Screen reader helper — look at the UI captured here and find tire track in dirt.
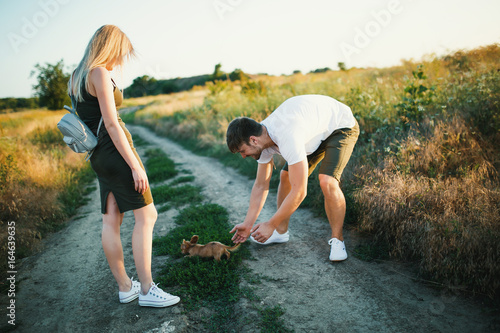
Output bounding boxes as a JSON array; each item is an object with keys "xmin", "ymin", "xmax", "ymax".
[{"xmin": 11, "ymin": 124, "xmax": 497, "ymax": 333}]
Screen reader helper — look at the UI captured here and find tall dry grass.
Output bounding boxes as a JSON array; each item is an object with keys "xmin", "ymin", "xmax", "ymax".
[
  {"xmin": 354, "ymin": 117, "xmax": 499, "ymax": 297},
  {"xmin": 0, "ymin": 110, "xmax": 93, "ymax": 288}
]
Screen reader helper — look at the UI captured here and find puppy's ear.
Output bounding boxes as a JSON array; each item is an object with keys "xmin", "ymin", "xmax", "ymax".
[{"xmin": 190, "ymin": 235, "xmax": 199, "ymax": 244}]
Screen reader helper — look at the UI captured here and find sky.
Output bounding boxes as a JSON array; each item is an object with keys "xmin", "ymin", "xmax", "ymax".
[{"xmin": 0, "ymin": 0, "xmax": 499, "ymax": 98}]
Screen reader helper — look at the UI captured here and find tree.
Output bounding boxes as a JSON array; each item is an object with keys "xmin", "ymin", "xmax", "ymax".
[
  {"xmin": 124, "ymin": 75, "xmax": 162, "ymax": 97},
  {"xmin": 228, "ymin": 68, "xmax": 249, "ymax": 82},
  {"xmin": 211, "ymin": 63, "xmax": 225, "ymax": 81},
  {"xmin": 31, "ymin": 59, "xmax": 70, "ymax": 110}
]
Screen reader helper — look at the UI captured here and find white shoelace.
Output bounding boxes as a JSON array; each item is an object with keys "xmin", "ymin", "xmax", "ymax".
[
  {"xmin": 328, "ymin": 238, "xmax": 343, "ymax": 246},
  {"xmin": 150, "ymin": 283, "xmax": 174, "ymax": 297}
]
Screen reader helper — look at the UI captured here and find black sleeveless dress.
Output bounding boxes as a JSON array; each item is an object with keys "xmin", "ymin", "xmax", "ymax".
[{"xmin": 74, "ymin": 79, "xmax": 153, "ymax": 214}]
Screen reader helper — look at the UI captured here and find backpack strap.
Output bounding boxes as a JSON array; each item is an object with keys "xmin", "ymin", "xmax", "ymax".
[
  {"xmin": 70, "ymin": 94, "xmax": 103, "ymax": 138},
  {"xmin": 96, "ymin": 118, "xmax": 104, "ymax": 137}
]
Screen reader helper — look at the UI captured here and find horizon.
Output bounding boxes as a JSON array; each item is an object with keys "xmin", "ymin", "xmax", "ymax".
[{"xmin": 1, "ymin": 0, "xmax": 499, "ymax": 98}]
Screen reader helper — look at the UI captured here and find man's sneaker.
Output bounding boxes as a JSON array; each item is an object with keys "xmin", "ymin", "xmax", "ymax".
[
  {"xmin": 328, "ymin": 238, "xmax": 348, "ymax": 261},
  {"xmin": 250, "ymin": 230, "xmax": 289, "ymax": 245},
  {"xmin": 139, "ymin": 282, "xmax": 180, "ymax": 308},
  {"xmin": 119, "ymin": 277, "xmax": 141, "ymax": 303}
]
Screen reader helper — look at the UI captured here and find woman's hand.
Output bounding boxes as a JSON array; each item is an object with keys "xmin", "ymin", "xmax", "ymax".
[{"xmin": 132, "ymin": 167, "xmax": 149, "ymax": 194}]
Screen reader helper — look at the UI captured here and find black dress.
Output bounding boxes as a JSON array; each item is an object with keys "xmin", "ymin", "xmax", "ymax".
[{"xmin": 75, "ymin": 79, "xmax": 153, "ymax": 214}]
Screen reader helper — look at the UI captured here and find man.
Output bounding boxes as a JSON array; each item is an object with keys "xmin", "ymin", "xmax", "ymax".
[{"xmin": 226, "ymin": 94, "xmax": 359, "ymax": 261}]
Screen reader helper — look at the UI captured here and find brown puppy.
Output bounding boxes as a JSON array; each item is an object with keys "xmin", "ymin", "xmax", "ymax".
[{"xmin": 181, "ymin": 235, "xmax": 240, "ymax": 261}]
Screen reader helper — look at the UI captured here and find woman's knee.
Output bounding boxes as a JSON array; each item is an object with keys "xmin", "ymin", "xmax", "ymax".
[{"xmin": 134, "ymin": 203, "xmax": 157, "ymax": 228}]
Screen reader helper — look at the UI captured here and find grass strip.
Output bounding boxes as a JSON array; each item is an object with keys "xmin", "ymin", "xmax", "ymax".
[
  {"xmin": 151, "ymin": 184, "xmax": 202, "ymax": 207},
  {"xmin": 145, "ymin": 141, "xmax": 291, "ymax": 332},
  {"xmin": 153, "ymin": 203, "xmax": 251, "ymax": 331},
  {"xmin": 144, "ymin": 148, "xmax": 178, "ymax": 183}
]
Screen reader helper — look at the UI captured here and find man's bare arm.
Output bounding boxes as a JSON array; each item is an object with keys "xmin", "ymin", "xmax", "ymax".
[
  {"xmin": 251, "ymin": 160, "xmax": 308, "ymax": 242},
  {"xmin": 230, "ymin": 161, "xmax": 273, "ymax": 243}
]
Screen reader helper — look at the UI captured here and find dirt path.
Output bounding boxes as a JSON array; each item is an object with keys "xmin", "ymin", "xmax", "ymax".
[{"xmin": 11, "ymin": 124, "xmax": 497, "ymax": 332}]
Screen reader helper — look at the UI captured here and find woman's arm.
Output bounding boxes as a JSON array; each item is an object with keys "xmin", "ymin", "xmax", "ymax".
[{"xmin": 89, "ymin": 67, "xmax": 149, "ymax": 194}]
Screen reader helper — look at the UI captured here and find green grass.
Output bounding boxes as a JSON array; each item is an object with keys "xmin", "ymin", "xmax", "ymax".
[
  {"xmin": 170, "ymin": 175, "xmax": 195, "ymax": 185},
  {"xmin": 153, "ymin": 203, "xmax": 253, "ymax": 331},
  {"xmin": 144, "ymin": 148, "xmax": 178, "ymax": 183},
  {"xmin": 259, "ymin": 305, "xmax": 294, "ymax": 333},
  {"xmin": 130, "ymin": 133, "xmax": 149, "ymax": 147},
  {"xmin": 151, "ymin": 184, "xmax": 202, "ymax": 207}
]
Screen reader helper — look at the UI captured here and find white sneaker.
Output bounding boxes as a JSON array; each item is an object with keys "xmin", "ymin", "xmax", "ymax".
[
  {"xmin": 119, "ymin": 277, "xmax": 141, "ymax": 303},
  {"xmin": 250, "ymin": 230, "xmax": 289, "ymax": 245},
  {"xmin": 328, "ymin": 238, "xmax": 348, "ymax": 261},
  {"xmin": 139, "ymin": 282, "xmax": 180, "ymax": 307}
]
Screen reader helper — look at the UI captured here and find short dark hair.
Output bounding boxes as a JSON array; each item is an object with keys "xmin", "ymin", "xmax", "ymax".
[{"xmin": 226, "ymin": 117, "xmax": 263, "ymax": 153}]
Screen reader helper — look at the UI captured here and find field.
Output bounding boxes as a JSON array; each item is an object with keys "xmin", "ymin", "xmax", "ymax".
[
  {"xmin": 0, "ymin": 44, "xmax": 498, "ymax": 328},
  {"xmin": 125, "ymin": 44, "xmax": 500, "ymax": 299}
]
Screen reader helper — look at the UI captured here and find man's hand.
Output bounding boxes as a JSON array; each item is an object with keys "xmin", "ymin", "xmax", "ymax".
[
  {"xmin": 230, "ymin": 223, "xmax": 253, "ymax": 244},
  {"xmin": 250, "ymin": 222, "xmax": 276, "ymax": 243}
]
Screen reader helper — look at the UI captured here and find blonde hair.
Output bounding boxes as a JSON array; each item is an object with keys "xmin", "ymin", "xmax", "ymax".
[{"xmin": 68, "ymin": 25, "xmax": 135, "ymax": 101}]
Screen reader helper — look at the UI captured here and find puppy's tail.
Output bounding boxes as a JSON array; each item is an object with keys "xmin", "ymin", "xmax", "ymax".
[{"xmin": 227, "ymin": 243, "xmax": 241, "ymax": 252}]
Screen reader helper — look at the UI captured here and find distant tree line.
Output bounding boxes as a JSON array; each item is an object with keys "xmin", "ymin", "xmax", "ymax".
[
  {"xmin": 124, "ymin": 64, "xmax": 251, "ymax": 98},
  {"xmin": 0, "ymin": 97, "xmax": 39, "ymax": 112},
  {"xmin": 3, "ymin": 61, "xmax": 340, "ymax": 112}
]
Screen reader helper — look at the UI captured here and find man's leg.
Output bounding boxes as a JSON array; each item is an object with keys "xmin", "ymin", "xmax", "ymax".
[
  {"xmin": 318, "ymin": 174, "xmax": 345, "ymax": 241},
  {"xmin": 318, "ymin": 122, "xmax": 359, "ymax": 260}
]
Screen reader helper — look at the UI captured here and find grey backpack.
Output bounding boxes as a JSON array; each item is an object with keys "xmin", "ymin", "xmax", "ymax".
[{"xmin": 57, "ymin": 97, "xmax": 103, "ymax": 161}]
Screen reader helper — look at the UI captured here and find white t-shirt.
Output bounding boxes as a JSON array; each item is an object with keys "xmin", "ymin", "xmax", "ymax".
[{"xmin": 257, "ymin": 95, "xmax": 356, "ymax": 166}]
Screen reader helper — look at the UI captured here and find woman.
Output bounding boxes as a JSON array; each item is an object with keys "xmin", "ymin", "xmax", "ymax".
[{"xmin": 68, "ymin": 25, "xmax": 179, "ymax": 307}]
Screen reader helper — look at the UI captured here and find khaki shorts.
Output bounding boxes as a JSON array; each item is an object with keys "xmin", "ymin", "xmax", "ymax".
[{"xmin": 283, "ymin": 120, "xmax": 359, "ymax": 181}]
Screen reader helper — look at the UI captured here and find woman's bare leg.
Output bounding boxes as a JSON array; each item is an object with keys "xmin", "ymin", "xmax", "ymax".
[
  {"xmin": 132, "ymin": 203, "xmax": 157, "ymax": 294},
  {"xmin": 102, "ymin": 192, "xmax": 131, "ymax": 292}
]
